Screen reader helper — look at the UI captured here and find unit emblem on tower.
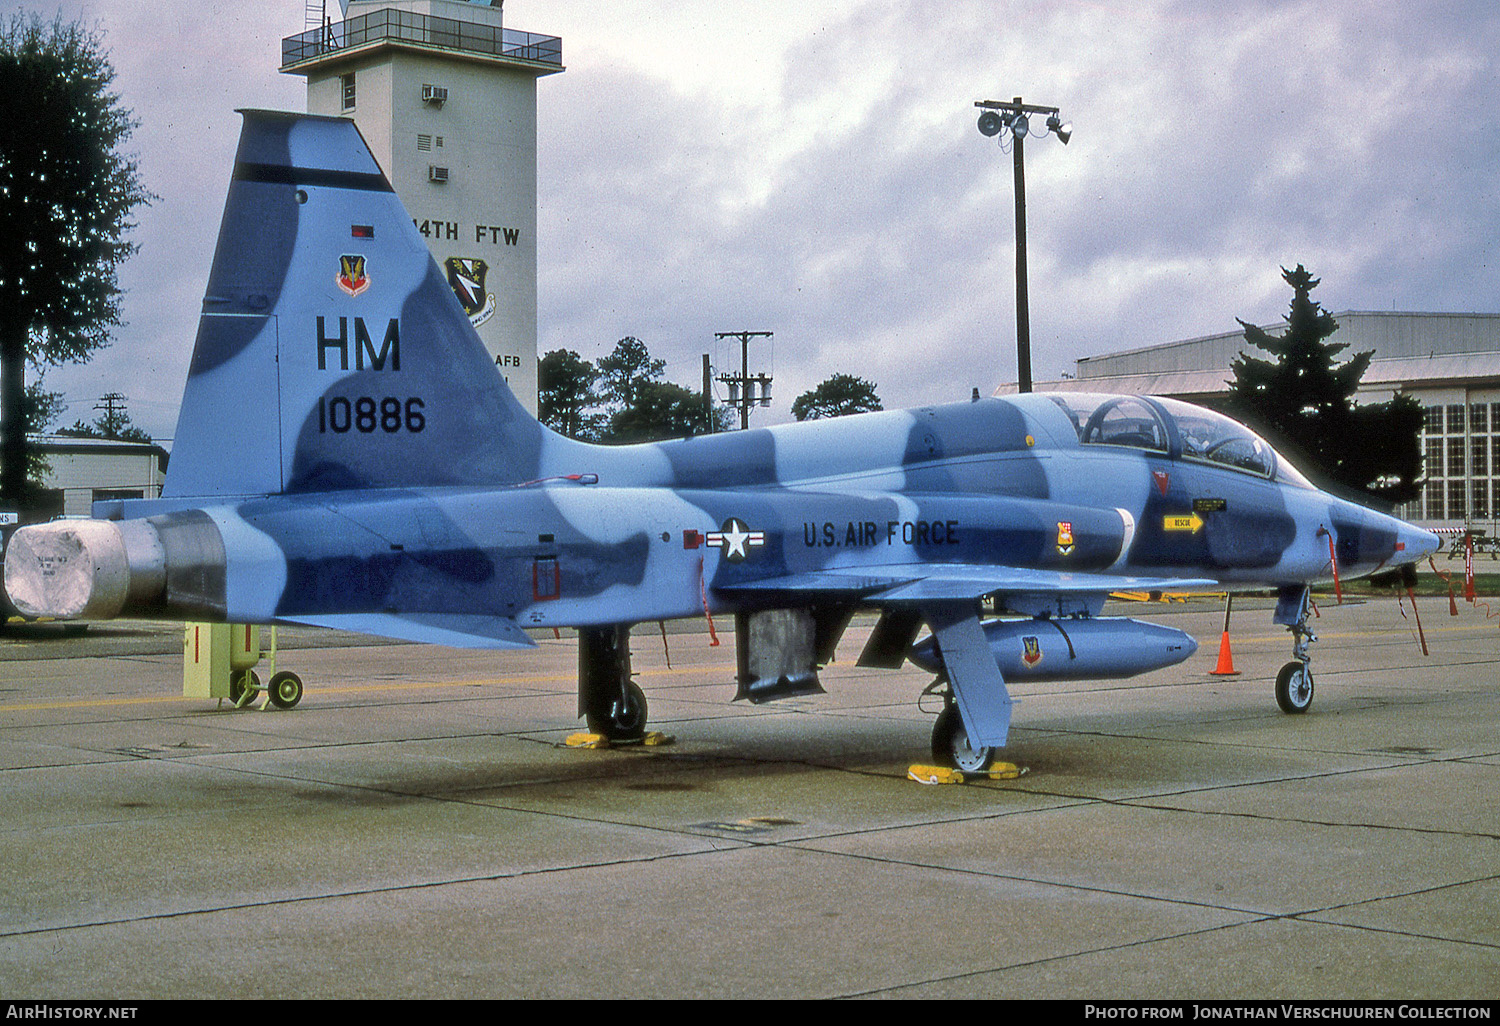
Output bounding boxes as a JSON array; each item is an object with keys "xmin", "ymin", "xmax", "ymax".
[
  {"xmin": 444, "ymin": 257, "xmax": 496, "ymax": 327},
  {"xmin": 336, "ymin": 254, "xmax": 370, "ymax": 297}
]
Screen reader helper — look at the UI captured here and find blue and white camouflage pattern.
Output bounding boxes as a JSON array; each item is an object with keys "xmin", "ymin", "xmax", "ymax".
[{"xmin": 2, "ymin": 111, "xmax": 1440, "ymax": 765}]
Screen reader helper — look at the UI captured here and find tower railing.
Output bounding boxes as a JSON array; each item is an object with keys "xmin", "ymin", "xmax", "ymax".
[{"xmin": 281, "ymin": 9, "xmax": 563, "ymax": 70}]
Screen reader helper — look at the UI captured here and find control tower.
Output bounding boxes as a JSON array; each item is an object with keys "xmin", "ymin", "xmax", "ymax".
[{"xmin": 281, "ymin": 0, "xmax": 563, "ymax": 414}]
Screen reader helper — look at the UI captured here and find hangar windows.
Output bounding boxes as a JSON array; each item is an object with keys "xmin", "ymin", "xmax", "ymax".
[{"xmin": 1412, "ymin": 400, "xmax": 1500, "ymax": 525}]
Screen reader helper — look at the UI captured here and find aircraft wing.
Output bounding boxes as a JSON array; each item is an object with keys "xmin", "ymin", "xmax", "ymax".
[
  {"xmin": 716, "ymin": 564, "xmax": 1220, "ymax": 604},
  {"xmin": 279, "ymin": 613, "xmax": 538, "ymax": 650}
]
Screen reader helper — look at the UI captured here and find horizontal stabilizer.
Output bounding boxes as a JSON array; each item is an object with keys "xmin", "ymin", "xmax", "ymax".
[{"xmin": 281, "ymin": 613, "xmax": 537, "ymax": 650}]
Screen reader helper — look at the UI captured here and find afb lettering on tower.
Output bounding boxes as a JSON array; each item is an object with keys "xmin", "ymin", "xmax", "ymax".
[{"xmin": 316, "ymin": 316, "xmax": 401, "ymax": 372}]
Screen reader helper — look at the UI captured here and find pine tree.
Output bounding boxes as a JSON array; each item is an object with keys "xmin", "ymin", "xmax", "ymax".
[{"xmin": 1225, "ymin": 266, "xmax": 1421, "ymax": 503}]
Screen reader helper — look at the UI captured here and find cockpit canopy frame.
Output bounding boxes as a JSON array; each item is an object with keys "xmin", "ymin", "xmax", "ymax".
[{"xmin": 1045, "ymin": 393, "xmax": 1314, "ymax": 489}]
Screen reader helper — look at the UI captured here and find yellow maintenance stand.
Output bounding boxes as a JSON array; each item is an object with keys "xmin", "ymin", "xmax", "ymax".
[{"xmin": 183, "ymin": 623, "xmax": 304, "ymax": 709}]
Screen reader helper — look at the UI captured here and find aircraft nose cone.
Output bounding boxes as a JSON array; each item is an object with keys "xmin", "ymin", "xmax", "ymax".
[{"xmin": 1400, "ymin": 523, "xmax": 1442, "ymax": 562}]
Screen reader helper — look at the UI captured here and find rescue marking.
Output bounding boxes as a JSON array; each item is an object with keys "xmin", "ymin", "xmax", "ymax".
[{"xmin": 1164, "ymin": 513, "xmax": 1205, "ymax": 534}]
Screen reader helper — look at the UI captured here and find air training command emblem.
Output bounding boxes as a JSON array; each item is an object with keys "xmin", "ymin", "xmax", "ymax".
[
  {"xmin": 444, "ymin": 257, "xmax": 496, "ymax": 327},
  {"xmin": 336, "ymin": 254, "xmax": 370, "ymax": 297},
  {"xmin": 1021, "ymin": 636, "xmax": 1043, "ymax": 668}
]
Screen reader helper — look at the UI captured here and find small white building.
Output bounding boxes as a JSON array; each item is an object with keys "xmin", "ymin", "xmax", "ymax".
[{"xmin": 30, "ymin": 435, "xmax": 168, "ymax": 517}]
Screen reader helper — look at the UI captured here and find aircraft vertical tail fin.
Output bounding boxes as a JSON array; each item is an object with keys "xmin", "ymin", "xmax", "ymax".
[{"xmin": 164, "ymin": 110, "xmax": 550, "ymax": 500}]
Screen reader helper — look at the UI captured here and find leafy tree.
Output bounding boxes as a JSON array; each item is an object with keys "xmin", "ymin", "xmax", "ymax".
[
  {"xmin": 597, "ymin": 337, "xmax": 665, "ymax": 410},
  {"xmin": 538, "ymin": 349, "xmax": 605, "ymax": 440},
  {"xmin": 1224, "ymin": 265, "xmax": 1421, "ymax": 503},
  {"xmin": 20, "ymin": 379, "xmax": 65, "ymax": 485},
  {"xmin": 791, "ymin": 373, "xmax": 883, "ymax": 421},
  {"xmin": 603, "ymin": 381, "xmax": 707, "ymax": 443},
  {"xmin": 58, "ymin": 397, "xmax": 152, "ymax": 444},
  {"xmin": 0, "ymin": 14, "xmax": 152, "ymax": 514}
]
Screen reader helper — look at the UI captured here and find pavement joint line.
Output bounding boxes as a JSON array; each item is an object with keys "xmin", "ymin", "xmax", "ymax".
[
  {"xmin": 830, "ymin": 897, "xmax": 1500, "ymax": 1000},
  {"xmin": 1284, "ymin": 875, "xmax": 1500, "ymax": 951},
  {"xmin": 1116, "ymin": 796, "xmax": 1500, "ymax": 843},
  {"xmin": 1279, "ymin": 914, "xmax": 1500, "ymax": 954},
  {"xmin": 831, "ymin": 918, "xmax": 1277, "ymax": 999},
  {"xmin": 0, "ymin": 845, "xmax": 729, "ymax": 943},
  {"xmin": 1011, "ymin": 770, "xmax": 1500, "ymax": 844},
  {"xmin": 802, "ymin": 841, "xmax": 1500, "ymax": 970}
]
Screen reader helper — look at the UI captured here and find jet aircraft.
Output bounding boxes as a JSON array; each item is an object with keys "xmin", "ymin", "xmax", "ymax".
[{"xmin": 2, "ymin": 111, "xmax": 1440, "ymax": 772}]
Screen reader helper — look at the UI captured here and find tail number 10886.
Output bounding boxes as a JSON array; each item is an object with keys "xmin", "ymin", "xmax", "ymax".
[{"xmin": 318, "ymin": 396, "xmax": 426, "ymax": 434}]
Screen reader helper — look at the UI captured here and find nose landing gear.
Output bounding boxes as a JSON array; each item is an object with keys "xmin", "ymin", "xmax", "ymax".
[{"xmin": 1274, "ymin": 586, "xmax": 1316, "ymax": 715}]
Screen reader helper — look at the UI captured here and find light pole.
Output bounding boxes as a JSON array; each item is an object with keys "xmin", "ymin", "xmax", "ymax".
[{"xmin": 976, "ymin": 97, "xmax": 1070, "ymax": 394}]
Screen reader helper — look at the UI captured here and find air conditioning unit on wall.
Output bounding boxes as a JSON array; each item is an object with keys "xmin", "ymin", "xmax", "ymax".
[
  {"xmin": 422, "ymin": 84, "xmax": 448, "ymax": 105},
  {"xmin": 428, "ymin": 165, "xmax": 449, "ymax": 183}
]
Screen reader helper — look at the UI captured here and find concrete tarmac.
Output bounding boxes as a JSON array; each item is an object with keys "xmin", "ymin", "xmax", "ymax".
[{"xmin": 0, "ymin": 597, "xmax": 1496, "ymax": 1000}]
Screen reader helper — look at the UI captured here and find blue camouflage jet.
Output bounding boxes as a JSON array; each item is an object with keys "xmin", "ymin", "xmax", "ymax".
[{"xmin": 3, "ymin": 111, "xmax": 1440, "ymax": 772}]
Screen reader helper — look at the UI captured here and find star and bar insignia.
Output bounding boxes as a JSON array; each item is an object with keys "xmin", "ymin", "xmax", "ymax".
[{"xmin": 704, "ymin": 518, "xmax": 765, "ymax": 563}]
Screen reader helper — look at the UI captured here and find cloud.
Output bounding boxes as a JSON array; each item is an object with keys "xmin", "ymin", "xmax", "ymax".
[{"xmin": 16, "ymin": 0, "xmax": 1500, "ymax": 436}]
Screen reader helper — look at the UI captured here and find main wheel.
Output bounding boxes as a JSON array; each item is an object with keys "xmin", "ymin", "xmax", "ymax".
[
  {"xmin": 586, "ymin": 681, "xmax": 648, "ymax": 741},
  {"xmin": 1275, "ymin": 661, "xmax": 1314, "ymax": 714},
  {"xmin": 931, "ymin": 704, "xmax": 996, "ymax": 773},
  {"xmin": 267, "ymin": 671, "xmax": 304, "ymax": 710}
]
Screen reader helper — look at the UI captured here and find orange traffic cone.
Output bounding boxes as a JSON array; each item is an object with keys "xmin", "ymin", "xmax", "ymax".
[{"xmin": 1208, "ymin": 631, "xmax": 1239, "ymax": 676}]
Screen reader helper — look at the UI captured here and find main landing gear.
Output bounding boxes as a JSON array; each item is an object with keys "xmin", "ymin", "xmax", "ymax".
[
  {"xmin": 1274, "ymin": 587, "xmax": 1316, "ymax": 715},
  {"xmin": 578, "ymin": 625, "xmax": 649, "ymax": 742},
  {"xmin": 924, "ymin": 680, "xmax": 998, "ymax": 773}
]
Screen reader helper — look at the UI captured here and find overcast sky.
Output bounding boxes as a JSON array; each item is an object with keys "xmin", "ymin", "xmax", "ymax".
[{"xmin": 16, "ymin": 0, "xmax": 1500, "ymax": 442}]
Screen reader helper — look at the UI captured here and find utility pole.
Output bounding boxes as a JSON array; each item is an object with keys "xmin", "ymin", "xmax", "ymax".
[
  {"xmin": 715, "ymin": 331, "xmax": 773, "ymax": 430},
  {"xmin": 94, "ymin": 392, "xmax": 128, "ymax": 438},
  {"xmin": 95, "ymin": 392, "xmax": 126, "ymax": 421},
  {"xmin": 702, "ymin": 353, "xmax": 715, "ymax": 434},
  {"xmin": 975, "ymin": 97, "xmax": 1070, "ymax": 394}
]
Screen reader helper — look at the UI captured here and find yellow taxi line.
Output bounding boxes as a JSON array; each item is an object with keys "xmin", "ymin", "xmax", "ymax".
[{"xmin": 0, "ymin": 662, "xmax": 734, "ymax": 713}]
